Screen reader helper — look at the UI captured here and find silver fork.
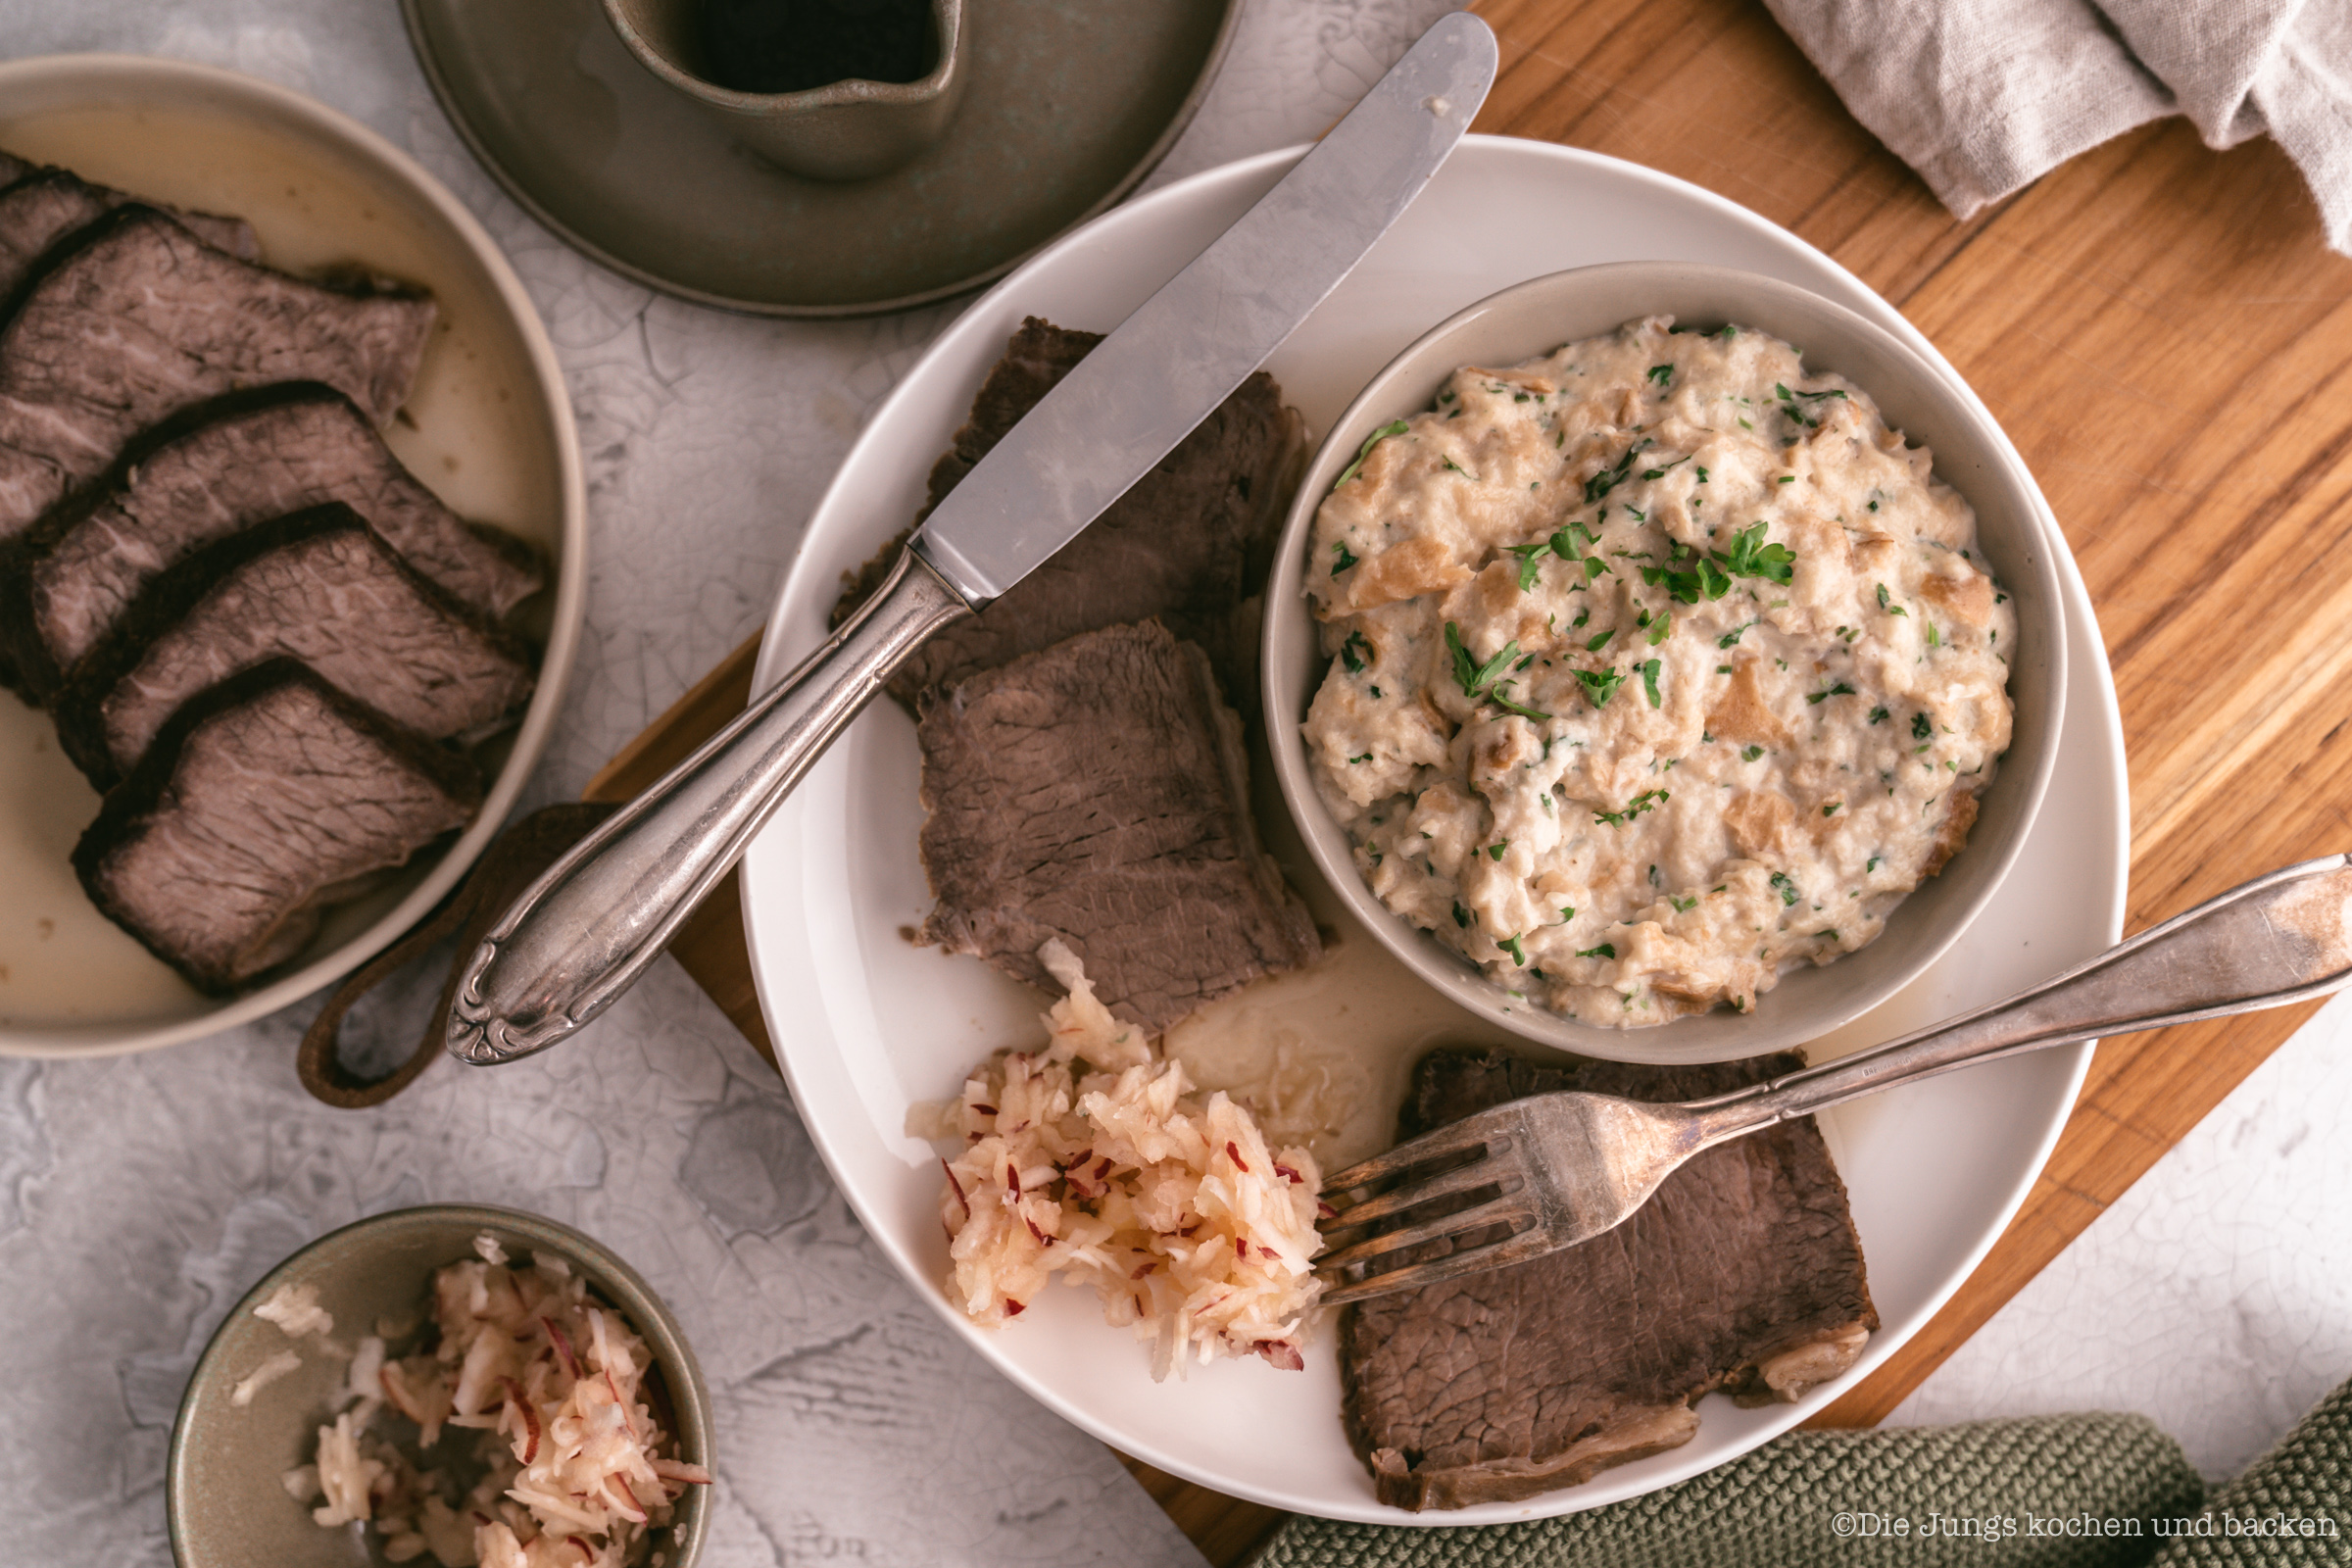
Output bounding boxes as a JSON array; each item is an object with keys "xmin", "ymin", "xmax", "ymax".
[{"xmin": 1314, "ymin": 853, "xmax": 2352, "ymax": 1306}]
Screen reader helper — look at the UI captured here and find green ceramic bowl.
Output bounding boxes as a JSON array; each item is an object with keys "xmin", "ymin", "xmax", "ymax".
[{"xmin": 168, "ymin": 1204, "xmax": 710, "ymax": 1568}]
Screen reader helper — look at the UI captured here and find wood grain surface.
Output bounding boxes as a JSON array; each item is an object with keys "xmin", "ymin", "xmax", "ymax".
[{"xmin": 588, "ymin": 0, "xmax": 2352, "ymax": 1555}]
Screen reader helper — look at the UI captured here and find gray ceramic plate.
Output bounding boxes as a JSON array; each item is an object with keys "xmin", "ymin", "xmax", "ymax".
[
  {"xmin": 0, "ymin": 57, "xmax": 586, "ymax": 1058},
  {"xmin": 1263, "ymin": 263, "xmax": 2068, "ymax": 1064},
  {"xmin": 402, "ymin": 0, "xmax": 1241, "ymax": 317},
  {"xmin": 169, "ymin": 1204, "xmax": 709, "ymax": 1568}
]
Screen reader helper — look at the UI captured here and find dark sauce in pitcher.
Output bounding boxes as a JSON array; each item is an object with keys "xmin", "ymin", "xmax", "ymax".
[{"xmin": 697, "ymin": 0, "xmax": 937, "ymax": 95}]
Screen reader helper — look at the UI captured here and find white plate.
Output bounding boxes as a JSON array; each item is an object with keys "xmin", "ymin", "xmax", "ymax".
[
  {"xmin": 0, "ymin": 57, "xmax": 585, "ymax": 1057},
  {"xmin": 740, "ymin": 136, "xmax": 2130, "ymax": 1524}
]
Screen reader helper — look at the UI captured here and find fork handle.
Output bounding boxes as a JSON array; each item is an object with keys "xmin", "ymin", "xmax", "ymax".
[{"xmin": 1683, "ymin": 854, "xmax": 2352, "ymax": 1145}]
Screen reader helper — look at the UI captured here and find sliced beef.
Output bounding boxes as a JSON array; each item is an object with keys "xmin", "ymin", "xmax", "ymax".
[
  {"xmin": 0, "ymin": 382, "xmax": 544, "ymax": 699},
  {"xmin": 0, "ymin": 205, "xmax": 434, "ymax": 543},
  {"xmin": 836, "ymin": 317, "xmax": 1303, "ymax": 705},
  {"xmin": 1341, "ymin": 1048, "xmax": 1878, "ymax": 1511},
  {"xmin": 0, "ymin": 165, "xmax": 258, "ymax": 303},
  {"xmin": 73, "ymin": 659, "xmax": 482, "ymax": 994},
  {"xmin": 916, "ymin": 619, "xmax": 1320, "ymax": 1034},
  {"xmin": 52, "ymin": 503, "xmax": 535, "ymax": 786}
]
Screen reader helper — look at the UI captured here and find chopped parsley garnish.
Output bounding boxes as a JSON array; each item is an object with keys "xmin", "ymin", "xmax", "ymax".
[
  {"xmin": 1508, "ymin": 541, "xmax": 1549, "ymax": 591},
  {"xmin": 1498, "ymin": 933, "xmax": 1528, "ymax": 965},
  {"xmin": 1807, "ymin": 682, "xmax": 1856, "ymax": 706},
  {"xmin": 1771, "ymin": 871, "xmax": 1799, "ymax": 906},
  {"xmin": 1335, "ymin": 419, "xmax": 1408, "ymax": 487},
  {"xmin": 1587, "ymin": 628, "xmax": 1616, "ymax": 653},
  {"xmin": 1670, "ymin": 895, "xmax": 1698, "ymax": 912},
  {"xmin": 1642, "ymin": 658, "xmax": 1663, "ymax": 707},
  {"xmin": 1823, "ymin": 803, "xmax": 1840, "ymax": 816},
  {"xmin": 1741, "ymin": 744, "xmax": 1765, "ymax": 761},
  {"xmin": 1340, "ymin": 629, "xmax": 1372, "ymax": 672},
  {"xmin": 1347, "ymin": 752, "xmax": 1371, "ymax": 763},
  {"xmin": 1583, "ymin": 440, "xmax": 1651, "ymax": 504},
  {"xmin": 1718, "ymin": 619, "xmax": 1756, "ymax": 649},
  {"xmin": 1330, "ymin": 541, "xmax": 1358, "ymax": 576},
  {"xmin": 1559, "ymin": 905, "xmax": 1576, "ymax": 922},
  {"xmin": 1866, "ymin": 856, "xmax": 1882, "ymax": 872},
  {"xmin": 1927, "ymin": 621, "xmax": 1942, "ymax": 648},
  {"xmin": 1442, "ymin": 456, "xmax": 1473, "ymax": 476},
  {"xmin": 1721, "ymin": 521, "xmax": 1796, "ymax": 584},
  {"xmin": 1646, "ymin": 364, "xmax": 1673, "ymax": 387},
  {"xmin": 1490, "ymin": 681, "xmax": 1552, "ymax": 721},
  {"xmin": 1877, "ymin": 583, "xmax": 1906, "ymax": 615},
  {"xmin": 1549, "ymin": 519, "xmax": 1593, "ymax": 560},
  {"xmin": 1446, "ymin": 621, "xmax": 1521, "ymax": 699},
  {"xmin": 1647, "ymin": 612, "xmax": 1673, "ymax": 647},
  {"xmin": 1451, "ymin": 902, "xmax": 1473, "ymax": 929},
  {"xmin": 1578, "ymin": 943, "xmax": 1618, "ymax": 959},
  {"xmin": 1640, "ymin": 456, "xmax": 1690, "ymax": 481},
  {"xmin": 1912, "ymin": 711, "xmax": 1933, "ymax": 740},
  {"xmin": 1572, "ymin": 666, "xmax": 1626, "ymax": 707},
  {"xmin": 1594, "ymin": 788, "xmax": 1669, "ymax": 826},
  {"xmin": 1488, "ymin": 842, "xmax": 1508, "ymax": 861}
]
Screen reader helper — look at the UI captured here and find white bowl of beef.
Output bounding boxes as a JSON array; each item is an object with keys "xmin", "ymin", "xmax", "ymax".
[
  {"xmin": 0, "ymin": 57, "xmax": 584, "ymax": 1056},
  {"xmin": 1264, "ymin": 263, "xmax": 2066, "ymax": 1065}
]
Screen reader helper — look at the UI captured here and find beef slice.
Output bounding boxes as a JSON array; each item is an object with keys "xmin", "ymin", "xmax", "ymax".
[
  {"xmin": 836, "ymin": 317, "xmax": 1304, "ymax": 706},
  {"xmin": 51, "ymin": 503, "xmax": 534, "ymax": 786},
  {"xmin": 74, "ymin": 659, "xmax": 483, "ymax": 995},
  {"xmin": 916, "ymin": 618, "xmax": 1321, "ymax": 1033},
  {"xmin": 0, "ymin": 205, "xmax": 434, "ymax": 542},
  {"xmin": 1341, "ymin": 1047, "xmax": 1878, "ymax": 1510},
  {"xmin": 0, "ymin": 382, "xmax": 544, "ymax": 698}
]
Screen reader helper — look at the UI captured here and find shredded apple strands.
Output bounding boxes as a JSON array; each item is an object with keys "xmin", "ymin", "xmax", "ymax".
[
  {"xmin": 282, "ymin": 1235, "xmax": 709, "ymax": 1567},
  {"xmin": 912, "ymin": 941, "xmax": 1326, "ymax": 1380}
]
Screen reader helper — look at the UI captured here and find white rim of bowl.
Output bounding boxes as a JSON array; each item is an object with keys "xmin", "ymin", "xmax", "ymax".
[{"xmin": 0, "ymin": 55, "xmax": 587, "ymax": 1058}]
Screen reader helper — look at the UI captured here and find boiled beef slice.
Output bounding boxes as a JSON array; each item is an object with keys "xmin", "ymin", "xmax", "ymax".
[
  {"xmin": 0, "ymin": 205, "xmax": 434, "ymax": 542},
  {"xmin": 73, "ymin": 659, "xmax": 482, "ymax": 994},
  {"xmin": 916, "ymin": 619, "xmax": 1320, "ymax": 1033},
  {"xmin": 836, "ymin": 317, "xmax": 1303, "ymax": 705},
  {"xmin": 0, "ymin": 382, "xmax": 544, "ymax": 698},
  {"xmin": 0, "ymin": 164, "xmax": 257, "ymax": 303},
  {"xmin": 52, "ymin": 503, "xmax": 535, "ymax": 786},
  {"xmin": 1341, "ymin": 1048, "xmax": 1878, "ymax": 1510}
]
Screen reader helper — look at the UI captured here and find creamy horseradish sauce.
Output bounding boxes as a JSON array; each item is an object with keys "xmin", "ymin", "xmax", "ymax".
[{"xmin": 1303, "ymin": 317, "xmax": 2016, "ymax": 1026}]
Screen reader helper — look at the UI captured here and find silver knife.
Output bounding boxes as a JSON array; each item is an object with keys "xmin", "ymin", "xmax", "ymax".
[{"xmin": 446, "ymin": 14, "xmax": 1499, "ymax": 1065}]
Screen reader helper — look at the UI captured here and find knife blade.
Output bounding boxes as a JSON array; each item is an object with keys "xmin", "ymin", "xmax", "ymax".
[
  {"xmin": 445, "ymin": 15, "xmax": 1499, "ymax": 1066},
  {"xmin": 914, "ymin": 10, "xmax": 1499, "ymax": 608}
]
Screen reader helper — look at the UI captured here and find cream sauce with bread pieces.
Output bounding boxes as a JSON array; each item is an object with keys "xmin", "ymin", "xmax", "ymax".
[{"xmin": 1303, "ymin": 317, "xmax": 2015, "ymax": 1026}]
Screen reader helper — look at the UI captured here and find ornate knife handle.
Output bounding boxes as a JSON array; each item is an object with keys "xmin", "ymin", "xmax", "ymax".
[{"xmin": 446, "ymin": 548, "xmax": 969, "ymax": 1065}]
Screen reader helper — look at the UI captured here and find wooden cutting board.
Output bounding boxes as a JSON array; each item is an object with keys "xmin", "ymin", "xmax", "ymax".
[{"xmin": 585, "ymin": 0, "xmax": 2352, "ymax": 1555}]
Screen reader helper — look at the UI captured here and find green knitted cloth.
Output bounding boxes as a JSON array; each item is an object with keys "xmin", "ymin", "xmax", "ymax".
[{"xmin": 1254, "ymin": 1378, "xmax": 2352, "ymax": 1568}]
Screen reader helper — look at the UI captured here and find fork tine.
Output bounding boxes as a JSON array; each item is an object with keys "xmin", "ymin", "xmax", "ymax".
[
  {"xmin": 1319, "ymin": 1104, "xmax": 1515, "ymax": 1200},
  {"xmin": 1311, "ymin": 1192, "xmax": 1536, "ymax": 1274},
  {"xmin": 1317, "ymin": 1152, "xmax": 1520, "ymax": 1234},
  {"xmin": 1314, "ymin": 1223, "xmax": 1562, "ymax": 1307}
]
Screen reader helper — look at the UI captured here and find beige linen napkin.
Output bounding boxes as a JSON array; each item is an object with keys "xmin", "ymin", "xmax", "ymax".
[{"xmin": 1765, "ymin": 0, "xmax": 2352, "ymax": 248}]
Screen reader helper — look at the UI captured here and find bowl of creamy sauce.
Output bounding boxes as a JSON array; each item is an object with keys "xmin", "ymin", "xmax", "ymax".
[{"xmin": 1264, "ymin": 264, "xmax": 2066, "ymax": 1063}]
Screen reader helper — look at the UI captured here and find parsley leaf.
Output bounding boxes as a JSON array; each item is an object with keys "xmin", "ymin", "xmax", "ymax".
[
  {"xmin": 1721, "ymin": 522, "xmax": 1796, "ymax": 584},
  {"xmin": 1583, "ymin": 440, "xmax": 1651, "ymax": 504},
  {"xmin": 1587, "ymin": 628, "xmax": 1616, "ymax": 653},
  {"xmin": 1642, "ymin": 658, "xmax": 1663, "ymax": 708},
  {"xmin": 1868, "ymin": 706, "xmax": 1889, "ymax": 724},
  {"xmin": 1717, "ymin": 618, "xmax": 1757, "ymax": 648},
  {"xmin": 1488, "ymin": 842, "xmax": 1508, "ymax": 860},
  {"xmin": 1330, "ymin": 541, "xmax": 1358, "ymax": 577},
  {"xmin": 1577, "ymin": 943, "xmax": 1618, "ymax": 959},
  {"xmin": 1489, "ymin": 681, "xmax": 1551, "ymax": 721},
  {"xmin": 1446, "ymin": 622, "xmax": 1521, "ymax": 699},
  {"xmin": 1647, "ymin": 612, "xmax": 1673, "ymax": 647},
  {"xmin": 1340, "ymin": 630, "xmax": 1372, "ymax": 673},
  {"xmin": 1572, "ymin": 666, "xmax": 1626, "ymax": 707},
  {"xmin": 1877, "ymin": 583, "xmax": 1906, "ymax": 615},
  {"xmin": 1508, "ymin": 541, "xmax": 1548, "ymax": 591},
  {"xmin": 1497, "ymin": 933, "xmax": 1527, "ymax": 966},
  {"xmin": 1912, "ymin": 711, "xmax": 1933, "ymax": 740},
  {"xmin": 1335, "ymin": 419, "xmax": 1408, "ymax": 487},
  {"xmin": 1451, "ymin": 902, "xmax": 1472, "ymax": 929},
  {"xmin": 1594, "ymin": 788, "xmax": 1668, "ymax": 826},
  {"xmin": 1771, "ymin": 871, "xmax": 1799, "ymax": 906},
  {"xmin": 1646, "ymin": 364, "xmax": 1673, "ymax": 387},
  {"xmin": 1740, "ymin": 744, "xmax": 1765, "ymax": 761},
  {"xmin": 1807, "ymin": 681, "xmax": 1856, "ymax": 706}
]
